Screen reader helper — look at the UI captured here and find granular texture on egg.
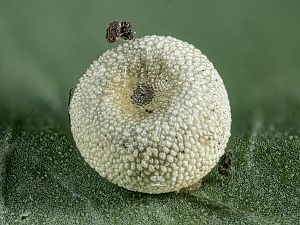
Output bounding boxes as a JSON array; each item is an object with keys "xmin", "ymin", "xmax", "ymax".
[{"xmin": 69, "ymin": 35, "xmax": 231, "ymax": 194}]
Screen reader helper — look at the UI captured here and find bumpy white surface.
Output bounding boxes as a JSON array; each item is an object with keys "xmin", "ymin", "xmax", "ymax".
[{"xmin": 69, "ymin": 36, "xmax": 231, "ymax": 194}]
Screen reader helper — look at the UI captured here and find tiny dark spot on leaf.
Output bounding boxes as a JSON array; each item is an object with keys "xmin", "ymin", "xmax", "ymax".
[{"xmin": 20, "ymin": 213, "xmax": 30, "ymax": 221}]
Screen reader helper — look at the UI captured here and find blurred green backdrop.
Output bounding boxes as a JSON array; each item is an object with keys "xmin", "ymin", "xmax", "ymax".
[
  {"xmin": 0, "ymin": 0, "xmax": 299, "ymax": 224},
  {"xmin": 1, "ymin": 0, "xmax": 299, "ymax": 133}
]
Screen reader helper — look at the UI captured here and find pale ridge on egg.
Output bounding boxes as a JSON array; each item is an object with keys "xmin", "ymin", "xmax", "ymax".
[{"xmin": 69, "ymin": 35, "xmax": 231, "ymax": 194}]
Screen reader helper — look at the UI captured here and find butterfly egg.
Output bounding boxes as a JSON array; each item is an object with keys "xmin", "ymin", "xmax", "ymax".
[{"xmin": 69, "ymin": 35, "xmax": 231, "ymax": 194}]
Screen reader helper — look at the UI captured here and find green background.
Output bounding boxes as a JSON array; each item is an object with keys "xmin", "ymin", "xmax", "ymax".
[{"xmin": 0, "ymin": 0, "xmax": 299, "ymax": 224}]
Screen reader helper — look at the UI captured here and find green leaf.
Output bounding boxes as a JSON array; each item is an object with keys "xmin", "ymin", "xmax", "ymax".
[
  {"xmin": 1, "ymin": 0, "xmax": 300, "ymax": 224},
  {"xmin": 1, "ymin": 117, "xmax": 299, "ymax": 224}
]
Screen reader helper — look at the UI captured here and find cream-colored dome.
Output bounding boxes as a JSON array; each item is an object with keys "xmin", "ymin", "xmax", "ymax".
[{"xmin": 69, "ymin": 35, "xmax": 231, "ymax": 194}]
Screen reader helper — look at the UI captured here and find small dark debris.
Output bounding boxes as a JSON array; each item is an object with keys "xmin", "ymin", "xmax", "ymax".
[
  {"xmin": 106, "ymin": 21, "xmax": 135, "ymax": 43},
  {"xmin": 145, "ymin": 109, "xmax": 153, "ymax": 114},
  {"xmin": 68, "ymin": 112, "xmax": 71, "ymax": 124},
  {"xmin": 218, "ymin": 152, "xmax": 232, "ymax": 176},
  {"xmin": 68, "ymin": 88, "xmax": 74, "ymax": 124},
  {"xmin": 68, "ymin": 88, "xmax": 74, "ymax": 107}
]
